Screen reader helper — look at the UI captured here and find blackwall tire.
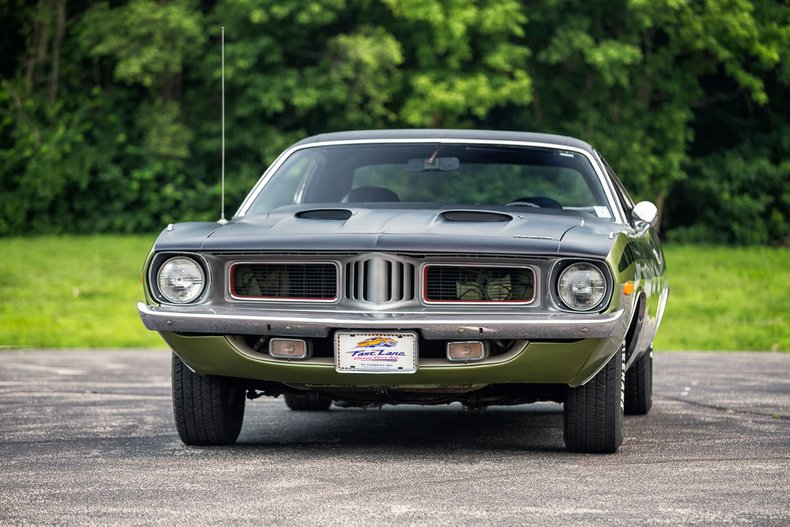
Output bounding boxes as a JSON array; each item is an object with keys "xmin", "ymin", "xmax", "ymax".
[
  {"xmin": 563, "ymin": 344, "xmax": 625, "ymax": 454},
  {"xmin": 172, "ymin": 353, "xmax": 245, "ymax": 445},
  {"xmin": 284, "ymin": 392, "xmax": 332, "ymax": 411},
  {"xmin": 625, "ymin": 348, "xmax": 653, "ymax": 415}
]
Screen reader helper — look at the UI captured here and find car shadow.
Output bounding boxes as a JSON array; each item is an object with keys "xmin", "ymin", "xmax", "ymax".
[{"xmin": 234, "ymin": 402, "xmax": 567, "ymax": 454}]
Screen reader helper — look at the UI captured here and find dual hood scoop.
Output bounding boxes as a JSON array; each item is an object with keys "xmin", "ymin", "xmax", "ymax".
[
  {"xmin": 295, "ymin": 209, "xmax": 353, "ymax": 220},
  {"xmin": 294, "ymin": 208, "xmax": 512, "ymax": 223},
  {"xmin": 440, "ymin": 210, "xmax": 513, "ymax": 222}
]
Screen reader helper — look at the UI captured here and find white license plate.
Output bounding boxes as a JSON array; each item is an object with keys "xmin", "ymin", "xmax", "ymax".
[{"xmin": 335, "ymin": 332, "xmax": 418, "ymax": 374}]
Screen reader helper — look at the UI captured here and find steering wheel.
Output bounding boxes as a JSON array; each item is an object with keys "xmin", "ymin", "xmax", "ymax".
[{"xmin": 505, "ymin": 196, "xmax": 563, "ymax": 209}]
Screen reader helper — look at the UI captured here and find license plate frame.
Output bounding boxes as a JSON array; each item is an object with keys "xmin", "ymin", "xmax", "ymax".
[{"xmin": 335, "ymin": 331, "xmax": 418, "ymax": 374}]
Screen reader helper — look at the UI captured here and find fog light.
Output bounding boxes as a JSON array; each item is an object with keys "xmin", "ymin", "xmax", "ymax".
[
  {"xmin": 269, "ymin": 338, "xmax": 309, "ymax": 359},
  {"xmin": 447, "ymin": 341, "xmax": 487, "ymax": 362}
]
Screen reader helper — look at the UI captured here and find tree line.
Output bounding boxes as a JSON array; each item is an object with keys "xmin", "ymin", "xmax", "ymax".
[{"xmin": 1, "ymin": 0, "xmax": 787, "ymax": 244}]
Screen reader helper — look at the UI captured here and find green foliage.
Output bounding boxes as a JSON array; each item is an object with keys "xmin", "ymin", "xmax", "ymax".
[
  {"xmin": 385, "ymin": 0, "xmax": 532, "ymax": 126},
  {"xmin": 321, "ymin": 27, "xmax": 404, "ymax": 125},
  {"xmin": 0, "ymin": 86, "xmax": 100, "ymax": 233},
  {"xmin": 667, "ymin": 140, "xmax": 790, "ymax": 245},
  {"xmin": 513, "ymin": 0, "xmax": 788, "ymax": 214},
  {"xmin": 77, "ymin": 0, "xmax": 204, "ymax": 160},
  {"xmin": 0, "ymin": 0, "xmax": 787, "ymax": 243},
  {"xmin": 79, "ymin": 0, "xmax": 204, "ymax": 90}
]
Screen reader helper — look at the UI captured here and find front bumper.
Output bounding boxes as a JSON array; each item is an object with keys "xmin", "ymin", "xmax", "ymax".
[{"xmin": 137, "ymin": 302, "xmax": 626, "ymax": 340}]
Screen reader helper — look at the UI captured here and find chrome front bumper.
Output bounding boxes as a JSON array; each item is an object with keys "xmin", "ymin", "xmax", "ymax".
[{"xmin": 137, "ymin": 302, "xmax": 627, "ymax": 340}]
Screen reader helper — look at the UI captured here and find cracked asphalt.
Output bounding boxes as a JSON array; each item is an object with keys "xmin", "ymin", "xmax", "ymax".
[{"xmin": 1, "ymin": 350, "xmax": 788, "ymax": 525}]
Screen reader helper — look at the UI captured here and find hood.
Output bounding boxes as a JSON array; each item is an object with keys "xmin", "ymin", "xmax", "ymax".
[{"xmin": 154, "ymin": 207, "xmax": 620, "ymax": 258}]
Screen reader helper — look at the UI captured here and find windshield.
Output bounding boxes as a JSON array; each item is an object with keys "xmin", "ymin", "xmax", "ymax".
[{"xmin": 244, "ymin": 143, "xmax": 614, "ymax": 220}]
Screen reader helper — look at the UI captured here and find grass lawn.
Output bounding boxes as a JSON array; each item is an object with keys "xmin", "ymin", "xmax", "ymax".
[
  {"xmin": 0, "ymin": 236, "xmax": 787, "ymax": 350},
  {"xmin": 653, "ymin": 245, "xmax": 789, "ymax": 352},
  {"xmin": 0, "ymin": 235, "xmax": 163, "ymax": 348}
]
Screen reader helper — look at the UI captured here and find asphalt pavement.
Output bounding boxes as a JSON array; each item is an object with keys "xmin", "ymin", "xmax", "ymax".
[{"xmin": 0, "ymin": 350, "xmax": 788, "ymax": 525}]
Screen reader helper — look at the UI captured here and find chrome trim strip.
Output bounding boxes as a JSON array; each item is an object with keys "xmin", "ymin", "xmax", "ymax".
[
  {"xmin": 592, "ymin": 148, "xmax": 628, "ymax": 225},
  {"xmin": 138, "ymin": 301, "xmax": 626, "ymax": 340},
  {"xmin": 234, "ymin": 138, "xmax": 625, "ymax": 224}
]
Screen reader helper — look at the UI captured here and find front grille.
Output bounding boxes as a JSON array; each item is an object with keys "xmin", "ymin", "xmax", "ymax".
[
  {"xmin": 231, "ymin": 263, "xmax": 338, "ymax": 301},
  {"xmin": 346, "ymin": 255, "xmax": 416, "ymax": 303},
  {"xmin": 424, "ymin": 265, "xmax": 535, "ymax": 303}
]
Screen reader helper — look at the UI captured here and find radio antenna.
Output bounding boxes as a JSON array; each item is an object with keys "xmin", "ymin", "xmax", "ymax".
[{"xmin": 218, "ymin": 26, "xmax": 228, "ymax": 225}]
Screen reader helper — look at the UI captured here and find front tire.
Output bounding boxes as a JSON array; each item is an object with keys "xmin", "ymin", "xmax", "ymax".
[
  {"xmin": 564, "ymin": 344, "xmax": 625, "ymax": 453},
  {"xmin": 625, "ymin": 347, "xmax": 653, "ymax": 415},
  {"xmin": 172, "ymin": 353, "xmax": 245, "ymax": 445}
]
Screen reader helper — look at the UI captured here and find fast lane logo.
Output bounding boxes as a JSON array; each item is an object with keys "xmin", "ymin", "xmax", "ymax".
[
  {"xmin": 347, "ymin": 337, "xmax": 404, "ymax": 361},
  {"xmin": 356, "ymin": 337, "xmax": 397, "ymax": 348}
]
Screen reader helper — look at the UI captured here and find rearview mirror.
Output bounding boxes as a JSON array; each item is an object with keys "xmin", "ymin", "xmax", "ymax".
[
  {"xmin": 632, "ymin": 201, "xmax": 658, "ymax": 227},
  {"xmin": 407, "ymin": 157, "xmax": 460, "ymax": 172}
]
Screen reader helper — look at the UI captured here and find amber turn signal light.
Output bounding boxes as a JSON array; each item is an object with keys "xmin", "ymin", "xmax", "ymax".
[
  {"xmin": 447, "ymin": 341, "xmax": 487, "ymax": 362},
  {"xmin": 269, "ymin": 338, "xmax": 309, "ymax": 359}
]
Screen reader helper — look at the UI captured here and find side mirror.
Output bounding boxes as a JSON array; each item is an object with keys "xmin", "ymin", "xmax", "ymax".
[{"xmin": 632, "ymin": 201, "xmax": 658, "ymax": 228}]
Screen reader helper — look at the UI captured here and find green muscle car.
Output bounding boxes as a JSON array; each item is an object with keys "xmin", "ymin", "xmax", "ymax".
[{"xmin": 138, "ymin": 130, "xmax": 668, "ymax": 453}]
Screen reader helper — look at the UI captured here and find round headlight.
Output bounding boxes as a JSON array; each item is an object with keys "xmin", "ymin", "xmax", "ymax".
[
  {"xmin": 558, "ymin": 263, "xmax": 606, "ymax": 311},
  {"xmin": 156, "ymin": 257, "xmax": 205, "ymax": 304}
]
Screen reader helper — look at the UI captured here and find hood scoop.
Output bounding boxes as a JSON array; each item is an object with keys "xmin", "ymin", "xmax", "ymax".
[
  {"xmin": 295, "ymin": 208, "xmax": 353, "ymax": 220},
  {"xmin": 440, "ymin": 210, "xmax": 513, "ymax": 223}
]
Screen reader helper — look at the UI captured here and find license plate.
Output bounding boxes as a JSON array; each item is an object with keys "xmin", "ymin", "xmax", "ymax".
[{"xmin": 335, "ymin": 332, "xmax": 418, "ymax": 374}]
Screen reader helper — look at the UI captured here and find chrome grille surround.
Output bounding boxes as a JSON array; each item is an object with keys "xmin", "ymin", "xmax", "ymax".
[
  {"xmin": 221, "ymin": 253, "xmax": 548, "ymax": 311},
  {"xmin": 422, "ymin": 264, "xmax": 536, "ymax": 304},
  {"xmin": 228, "ymin": 261, "xmax": 340, "ymax": 302}
]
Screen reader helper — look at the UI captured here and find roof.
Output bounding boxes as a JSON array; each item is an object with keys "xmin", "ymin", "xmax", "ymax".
[{"xmin": 291, "ymin": 129, "xmax": 596, "ymax": 154}]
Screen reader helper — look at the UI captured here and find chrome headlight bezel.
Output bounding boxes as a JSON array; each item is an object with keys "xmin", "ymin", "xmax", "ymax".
[
  {"xmin": 553, "ymin": 260, "xmax": 611, "ymax": 312},
  {"xmin": 152, "ymin": 255, "xmax": 208, "ymax": 305}
]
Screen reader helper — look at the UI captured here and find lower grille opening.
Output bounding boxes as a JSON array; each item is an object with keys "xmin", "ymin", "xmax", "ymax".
[{"xmin": 239, "ymin": 335, "xmax": 516, "ymax": 359}]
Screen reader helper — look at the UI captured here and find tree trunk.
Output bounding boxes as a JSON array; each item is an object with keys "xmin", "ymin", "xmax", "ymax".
[
  {"xmin": 49, "ymin": 0, "xmax": 67, "ymax": 105},
  {"xmin": 654, "ymin": 190, "xmax": 666, "ymax": 236},
  {"xmin": 25, "ymin": 0, "xmax": 54, "ymax": 92}
]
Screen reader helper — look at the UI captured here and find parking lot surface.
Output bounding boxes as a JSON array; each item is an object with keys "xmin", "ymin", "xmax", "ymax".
[{"xmin": 1, "ymin": 350, "xmax": 788, "ymax": 525}]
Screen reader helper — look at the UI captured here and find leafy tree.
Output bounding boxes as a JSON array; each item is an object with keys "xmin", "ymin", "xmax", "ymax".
[
  {"xmin": 0, "ymin": 0, "xmax": 786, "ymax": 243},
  {"xmin": 78, "ymin": 0, "xmax": 205, "ymax": 158},
  {"xmin": 503, "ymin": 0, "xmax": 787, "ymax": 232}
]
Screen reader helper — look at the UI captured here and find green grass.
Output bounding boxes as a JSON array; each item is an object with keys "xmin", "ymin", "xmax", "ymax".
[
  {"xmin": 654, "ymin": 245, "xmax": 789, "ymax": 351},
  {"xmin": 0, "ymin": 236, "xmax": 787, "ymax": 350},
  {"xmin": 0, "ymin": 235, "xmax": 163, "ymax": 348}
]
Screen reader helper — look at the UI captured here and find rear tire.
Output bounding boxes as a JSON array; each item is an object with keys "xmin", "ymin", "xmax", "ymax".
[
  {"xmin": 172, "ymin": 353, "xmax": 245, "ymax": 445},
  {"xmin": 564, "ymin": 344, "xmax": 625, "ymax": 453},
  {"xmin": 284, "ymin": 392, "xmax": 332, "ymax": 411},
  {"xmin": 625, "ymin": 347, "xmax": 653, "ymax": 415}
]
